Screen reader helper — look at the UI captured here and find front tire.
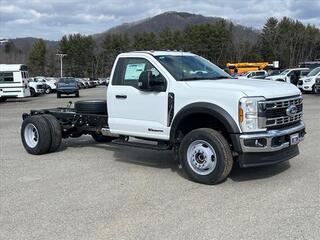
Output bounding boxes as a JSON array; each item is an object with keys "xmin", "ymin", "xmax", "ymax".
[
  {"xmin": 179, "ymin": 128, "xmax": 233, "ymax": 184},
  {"xmin": 30, "ymin": 88, "xmax": 36, "ymax": 97},
  {"xmin": 45, "ymin": 87, "xmax": 52, "ymax": 94},
  {"xmin": 21, "ymin": 115, "xmax": 51, "ymax": 155}
]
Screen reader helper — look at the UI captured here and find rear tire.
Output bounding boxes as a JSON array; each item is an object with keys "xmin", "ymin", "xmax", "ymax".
[
  {"xmin": 75, "ymin": 100, "xmax": 107, "ymax": 114},
  {"xmin": 179, "ymin": 128, "xmax": 233, "ymax": 185},
  {"xmin": 42, "ymin": 114, "xmax": 62, "ymax": 152},
  {"xmin": 21, "ymin": 115, "xmax": 51, "ymax": 155},
  {"xmin": 91, "ymin": 133, "xmax": 116, "ymax": 143}
]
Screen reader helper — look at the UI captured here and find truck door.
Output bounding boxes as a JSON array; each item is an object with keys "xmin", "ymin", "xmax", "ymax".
[{"xmin": 107, "ymin": 57, "xmax": 170, "ymax": 140}]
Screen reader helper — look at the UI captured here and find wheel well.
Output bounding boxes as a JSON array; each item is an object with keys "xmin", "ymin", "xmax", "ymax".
[{"xmin": 173, "ymin": 113, "xmax": 231, "ymax": 145}]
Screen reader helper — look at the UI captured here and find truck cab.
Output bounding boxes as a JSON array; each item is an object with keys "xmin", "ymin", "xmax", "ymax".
[{"xmin": 20, "ymin": 51, "xmax": 306, "ymax": 184}]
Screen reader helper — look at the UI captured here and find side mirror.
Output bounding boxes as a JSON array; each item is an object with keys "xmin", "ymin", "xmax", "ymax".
[
  {"xmin": 138, "ymin": 71, "xmax": 166, "ymax": 91},
  {"xmin": 138, "ymin": 71, "xmax": 152, "ymax": 90}
]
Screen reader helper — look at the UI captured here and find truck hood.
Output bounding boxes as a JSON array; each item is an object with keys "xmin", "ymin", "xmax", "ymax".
[{"xmin": 185, "ymin": 79, "xmax": 301, "ymax": 99}]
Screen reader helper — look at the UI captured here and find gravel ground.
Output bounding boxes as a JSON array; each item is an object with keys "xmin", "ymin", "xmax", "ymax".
[{"xmin": 0, "ymin": 86, "xmax": 319, "ymax": 240}]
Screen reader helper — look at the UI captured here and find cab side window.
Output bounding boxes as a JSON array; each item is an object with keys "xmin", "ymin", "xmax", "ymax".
[{"xmin": 112, "ymin": 58, "xmax": 163, "ymax": 88}]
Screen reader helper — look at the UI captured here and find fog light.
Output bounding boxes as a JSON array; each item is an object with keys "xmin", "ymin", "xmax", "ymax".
[{"xmin": 244, "ymin": 138, "xmax": 267, "ymax": 148}]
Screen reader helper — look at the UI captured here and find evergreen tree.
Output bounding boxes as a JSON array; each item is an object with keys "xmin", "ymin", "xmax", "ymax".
[
  {"xmin": 59, "ymin": 34, "xmax": 94, "ymax": 77},
  {"xmin": 27, "ymin": 39, "xmax": 46, "ymax": 76}
]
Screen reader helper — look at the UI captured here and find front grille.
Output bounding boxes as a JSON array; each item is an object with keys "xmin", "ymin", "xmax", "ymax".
[
  {"xmin": 266, "ymin": 104, "xmax": 303, "ymax": 118},
  {"xmin": 261, "ymin": 96, "xmax": 303, "ymax": 129},
  {"xmin": 36, "ymin": 85, "xmax": 43, "ymax": 89}
]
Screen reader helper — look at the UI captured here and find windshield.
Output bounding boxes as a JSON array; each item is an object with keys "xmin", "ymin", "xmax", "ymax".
[
  {"xmin": 59, "ymin": 78, "xmax": 75, "ymax": 84},
  {"xmin": 307, "ymin": 67, "xmax": 320, "ymax": 77},
  {"xmin": 155, "ymin": 55, "xmax": 231, "ymax": 81},
  {"xmin": 279, "ymin": 69, "xmax": 290, "ymax": 75}
]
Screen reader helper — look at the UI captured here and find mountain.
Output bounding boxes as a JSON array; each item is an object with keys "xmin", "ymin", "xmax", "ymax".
[
  {"xmin": 94, "ymin": 11, "xmax": 259, "ymax": 43},
  {"xmin": 96, "ymin": 11, "xmax": 224, "ymax": 36},
  {"xmin": 0, "ymin": 11, "xmax": 259, "ymax": 64},
  {"xmin": 0, "ymin": 37, "xmax": 58, "ymax": 64}
]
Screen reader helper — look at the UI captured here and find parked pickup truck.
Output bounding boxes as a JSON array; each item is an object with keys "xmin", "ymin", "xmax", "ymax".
[{"xmin": 20, "ymin": 51, "xmax": 306, "ymax": 184}]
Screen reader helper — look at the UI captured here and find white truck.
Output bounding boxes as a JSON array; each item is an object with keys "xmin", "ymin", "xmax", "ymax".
[
  {"xmin": 297, "ymin": 67, "xmax": 320, "ymax": 93},
  {"xmin": 28, "ymin": 80, "xmax": 45, "ymax": 97},
  {"xmin": 20, "ymin": 51, "xmax": 306, "ymax": 184},
  {"xmin": 0, "ymin": 64, "xmax": 30, "ymax": 102},
  {"xmin": 265, "ymin": 68, "xmax": 309, "ymax": 84},
  {"xmin": 33, "ymin": 76, "xmax": 57, "ymax": 93}
]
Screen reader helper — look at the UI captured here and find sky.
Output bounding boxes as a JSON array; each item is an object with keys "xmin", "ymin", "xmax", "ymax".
[{"xmin": 0, "ymin": 0, "xmax": 319, "ymax": 40}]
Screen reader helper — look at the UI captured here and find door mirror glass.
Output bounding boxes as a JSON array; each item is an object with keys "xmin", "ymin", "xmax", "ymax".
[{"xmin": 138, "ymin": 71, "xmax": 152, "ymax": 90}]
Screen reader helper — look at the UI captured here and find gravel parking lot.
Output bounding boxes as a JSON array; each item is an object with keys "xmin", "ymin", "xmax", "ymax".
[{"xmin": 0, "ymin": 86, "xmax": 319, "ymax": 240}]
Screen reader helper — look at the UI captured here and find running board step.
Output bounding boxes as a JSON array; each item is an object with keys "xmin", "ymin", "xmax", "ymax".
[{"xmin": 112, "ymin": 139, "xmax": 171, "ymax": 151}]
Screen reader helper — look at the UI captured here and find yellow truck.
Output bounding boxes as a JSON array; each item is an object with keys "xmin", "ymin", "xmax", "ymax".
[{"xmin": 227, "ymin": 62, "xmax": 271, "ymax": 75}]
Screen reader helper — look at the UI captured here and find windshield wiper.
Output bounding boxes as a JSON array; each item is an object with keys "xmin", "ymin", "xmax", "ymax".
[{"xmin": 180, "ymin": 76, "xmax": 230, "ymax": 81}]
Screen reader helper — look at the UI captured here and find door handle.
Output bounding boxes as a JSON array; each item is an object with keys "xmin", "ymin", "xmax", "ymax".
[{"xmin": 115, "ymin": 95, "xmax": 127, "ymax": 99}]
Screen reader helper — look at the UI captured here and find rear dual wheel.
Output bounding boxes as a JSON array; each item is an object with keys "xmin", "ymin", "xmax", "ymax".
[{"xmin": 21, "ymin": 115, "xmax": 62, "ymax": 155}]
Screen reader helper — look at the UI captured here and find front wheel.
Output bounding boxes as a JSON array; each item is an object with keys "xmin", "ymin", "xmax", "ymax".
[
  {"xmin": 179, "ymin": 128, "xmax": 233, "ymax": 184},
  {"xmin": 0, "ymin": 97, "xmax": 7, "ymax": 102},
  {"xmin": 45, "ymin": 87, "xmax": 52, "ymax": 94},
  {"xmin": 30, "ymin": 88, "xmax": 36, "ymax": 97}
]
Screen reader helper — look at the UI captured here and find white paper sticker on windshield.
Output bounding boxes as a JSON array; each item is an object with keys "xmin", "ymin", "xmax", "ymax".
[{"xmin": 124, "ymin": 63, "xmax": 146, "ymax": 80}]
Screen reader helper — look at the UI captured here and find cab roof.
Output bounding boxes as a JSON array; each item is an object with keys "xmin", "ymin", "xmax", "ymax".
[{"xmin": 120, "ymin": 51, "xmax": 195, "ymax": 57}]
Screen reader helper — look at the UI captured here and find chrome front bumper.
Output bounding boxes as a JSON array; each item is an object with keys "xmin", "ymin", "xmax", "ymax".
[{"xmin": 239, "ymin": 122, "xmax": 305, "ymax": 152}]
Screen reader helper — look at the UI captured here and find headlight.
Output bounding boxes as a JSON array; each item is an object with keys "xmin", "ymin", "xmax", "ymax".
[
  {"xmin": 239, "ymin": 97, "xmax": 265, "ymax": 132},
  {"xmin": 304, "ymin": 78, "xmax": 312, "ymax": 83}
]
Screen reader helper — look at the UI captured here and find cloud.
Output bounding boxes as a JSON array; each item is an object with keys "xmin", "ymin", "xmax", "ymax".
[{"xmin": 0, "ymin": 0, "xmax": 319, "ymax": 40}]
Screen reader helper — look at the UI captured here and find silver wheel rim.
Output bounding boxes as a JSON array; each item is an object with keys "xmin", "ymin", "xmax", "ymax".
[
  {"xmin": 24, "ymin": 123, "xmax": 39, "ymax": 148},
  {"xmin": 187, "ymin": 140, "xmax": 217, "ymax": 175}
]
